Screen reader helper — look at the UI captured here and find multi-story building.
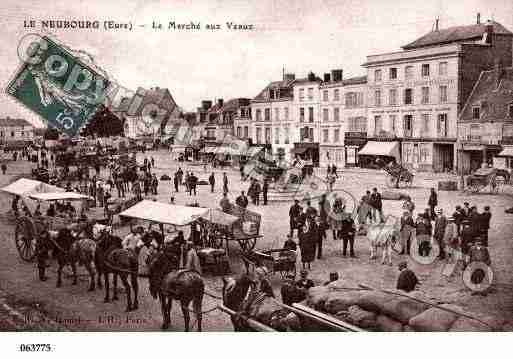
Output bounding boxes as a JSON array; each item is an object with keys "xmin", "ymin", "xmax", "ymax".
[
  {"xmin": 232, "ymin": 99, "xmax": 252, "ymax": 141},
  {"xmin": 0, "ymin": 117, "xmax": 34, "ymax": 144},
  {"xmin": 291, "ymin": 72, "xmax": 323, "ymax": 166},
  {"xmin": 362, "ymin": 17, "xmax": 513, "ymax": 172},
  {"xmin": 319, "ymin": 70, "xmax": 345, "ymax": 168},
  {"xmin": 458, "ymin": 63, "xmax": 513, "ymax": 173},
  {"xmin": 342, "ymin": 76, "xmax": 368, "ymax": 167},
  {"xmin": 115, "ymin": 87, "xmax": 178, "ymax": 139},
  {"xmin": 251, "ymin": 74, "xmax": 295, "ymax": 161}
]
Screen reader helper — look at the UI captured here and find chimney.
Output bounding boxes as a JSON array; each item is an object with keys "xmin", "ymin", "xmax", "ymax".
[
  {"xmin": 485, "ymin": 19, "xmax": 493, "ymax": 44},
  {"xmin": 323, "ymin": 73, "xmax": 331, "ymax": 82},
  {"xmin": 283, "ymin": 73, "xmax": 295, "ymax": 81},
  {"xmin": 307, "ymin": 72, "xmax": 316, "ymax": 82},
  {"xmin": 477, "ymin": 12, "xmax": 481, "ymax": 25},
  {"xmin": 435, "ymin": 18, "xmax": 439, "ymax": 31},
  {"xmin": 331, "ymin": 69, "xmax": 343, "ymax": 82},
  {"xmin": 217, "ymin": 99, "xmax": 224, "ymax": 108},
  {"xmin": 494, "ymin": 59, "xmax": 503, "ymax": 88}
]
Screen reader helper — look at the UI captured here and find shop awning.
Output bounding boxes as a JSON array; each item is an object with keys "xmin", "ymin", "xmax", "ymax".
[
  {"xmin": 358, "ymin": 141, "xmax": 400, "ymax": 159},
  {"xmin": 119, "ymin": 200, "xmax": 209, "ymax": 226},
  {"xmin": 497, "ymin": 147, "xmax": 513, "ymax": 157}
]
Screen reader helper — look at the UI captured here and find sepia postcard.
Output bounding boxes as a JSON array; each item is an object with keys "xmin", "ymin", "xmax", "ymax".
[{"xmin": 1, "ymin": 0, "xmax": 513, "ymax": 356}]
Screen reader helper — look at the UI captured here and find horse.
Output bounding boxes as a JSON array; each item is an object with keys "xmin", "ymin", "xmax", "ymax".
[
  {"xmin": 95, "ymin": 231, "xmax": 139, "ymax": 312},
  {"xmin": 147, "ymin": 248, "xmax": 204, "ymax": 331},
  {"xmin": 367, "ymin": 221, "xmax": 400, "ymax": 265},
  {"xmin": 50, "ymin": 227, "xmax": 97, "ymax": 291},
  {"xmin": 222, "ymin": 273, "xmax": 301, "ymax": 331}
]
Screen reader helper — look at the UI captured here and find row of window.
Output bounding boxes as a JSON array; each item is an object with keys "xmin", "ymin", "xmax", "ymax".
[
  {"xmin": 235, "ymin": 126, "xmax": 250, "ymax": 139},
  {"xmin": 322, "ymin": 128, "xmax": 342, "ymax": 143},
  {"xmin": 373, "ymin": 85, "xmax": 448, "ymax": 107},
  {"xmin": 372, "ymin": 113, "xmax": 448, "ymax": 137},
  {"xmin": 374, "ymin": 62, "xmax": 448, "ymax": 82},
  {"xmin": 255, "ymin": 127, "xmax": 291, "ymax": 145},
  {"xmin": 472, "ymin": 104, "xmax": 513, "ymax": 120},
  {"xmin": 254, "ymin": 107, "xmax": 290, "ymax": 122},
  {"xmin": 0, "ymin": 131, "xmax": 31, "ymax": 137},
  {"xmin": 321, "ymin": 107, "xmax": 341, "ymax": 122},
  {"xmin": 322, "ymin": 89, "xmax": 340, "ymax": 102},
  {"xmin": 298, "ymin": 88, "xmax": 315, "ymax": 101}
]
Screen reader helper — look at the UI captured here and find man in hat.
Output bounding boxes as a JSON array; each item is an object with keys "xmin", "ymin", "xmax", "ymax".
[
  {"xmin": 434, "ymin": 208, "xmax": 448, "ymax": 260},
  {"xmin": 480, "ymin": 206, "xmax": 491, "ymax": 247},
  {"xmin": 396, "ymin": 261, "xmax": 418, "ymax": 293},
  {"xmin": 288, "ymin": 199, "xmax": 303, "ymax": 237},
  {"xmin": 428, "ymin": 188, "xmax": 438, "ymax": 221},
  {"xmin": 340, "ymin": 212, "xmax": 356, "ymax": 257},
  {"xmin": 399, "ymin": 210, "xmax": 415, "ymax": 255},
  {"xmin": 235, "ymin": 191, "xmax": 249, "ymax": 209}
]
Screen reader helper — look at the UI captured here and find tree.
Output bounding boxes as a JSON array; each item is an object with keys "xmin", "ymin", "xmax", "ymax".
[{"xmin": 81, "ymin": 105, "xmax": 124, "ymax": 137}]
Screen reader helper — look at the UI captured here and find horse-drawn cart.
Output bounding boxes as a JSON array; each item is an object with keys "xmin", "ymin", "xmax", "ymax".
[
  {"xmin": 466, "ymin": 167, "xmax": 510, "ymax": 193},
  {"xmin": 383, "ymin": 162, "xmax": 414, "ymax": 188},
  {"xmin": 1, "ymin": 178, "xmax": 92, "ymax": 262},
  {"xmin": 241, "ymin": 248, "xmax": 296, "ymax": 278}
]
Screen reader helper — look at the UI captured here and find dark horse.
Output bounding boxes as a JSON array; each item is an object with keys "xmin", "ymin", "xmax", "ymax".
[
  {"xmin": 95, "ymin": 231, "xmax": 139, "ymax": 312},
  {"xmin": 51, "ymin": 227, "xmax": 97, "ymax": 291},
  {"xmin": 147, "ymin": 247, "xmax": 204, "ymax": 331},
  {"xmin": 222, "ymin": 274, "xmax": 301, "ymax": 331}
]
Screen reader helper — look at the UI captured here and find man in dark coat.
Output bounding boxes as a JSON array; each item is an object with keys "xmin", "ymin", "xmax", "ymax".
[
  {"xmin": 173, "ymin": 172, "xmax": 180, "ymax": 193},
  {"xmin": 370, "ymin": 187, "xmax": 383, "ymax": 223},
  {"xmin": 208, "ymin": 172, "xmax": 215, "ymax": 193},
  {"xmin": 289, "ymin": 200, "xmax": 302, "ymax": 237},
  {"xmin": 340, "ymin": 213, "xmax": 356, "ymax": 257},
  {"xmin": 305, "ymin": 200, "xmax": 318, "ymax": 219},
  {"xmin": 262, "ymin": 179, "xmax": 269, "ymax": 205},
  {"xmin": 433, "ymin": 208, "xmax": 447, "ymax": 259},
  {"xmin": 299, "ymin": 219, "xmax": 317, "ymax": 269},
  {"xmin": 253, "ymin": 180, "xmax": 261, "ymax": 205},
  {"xmin": 480, "ymin": 206, "xmax": 491, "ymax": 247},
  {"xmin": 396, "ymin": 261, "xmax": 418, "ymax": 293},
  {"xmin": 222, "ymin": 172, "xmax": 229, "ymax": 193},
  {"xmin": 428, "ymin": 188, "xmax": 438, "ymax": 220},
  {"xmin": 189, "ymin": 172, "xmax": 198, "ymax": 196}
]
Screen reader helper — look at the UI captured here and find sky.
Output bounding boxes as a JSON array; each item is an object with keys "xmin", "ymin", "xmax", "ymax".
[{"xmin": 1, "ymin": 0, "xmax": 512, "ymax": 127}]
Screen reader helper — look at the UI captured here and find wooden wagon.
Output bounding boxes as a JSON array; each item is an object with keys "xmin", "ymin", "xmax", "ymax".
[
  {"xmin": 241, "ymin": 248, "xmax": 296, "ymax": 279},
  {"xmin": 383, "ymin": 162, "xmax": 414, "ymax": 188},
  {"xmin": 466, "ymin": 167, "xmax": 510, "ymax": 193}
]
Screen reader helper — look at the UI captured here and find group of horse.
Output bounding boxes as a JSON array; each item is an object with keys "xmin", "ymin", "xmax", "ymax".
[{"xmin": 43, "ymin": 223, "xmax": 205, "ymax": 331}]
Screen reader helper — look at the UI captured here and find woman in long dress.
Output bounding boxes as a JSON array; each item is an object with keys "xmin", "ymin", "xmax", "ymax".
[{"xmin": 299, "ymin": 218, "xmax": 317, "ymax": 270}]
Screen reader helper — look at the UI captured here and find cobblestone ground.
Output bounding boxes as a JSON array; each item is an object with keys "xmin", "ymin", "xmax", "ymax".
[{"xmin": 1, "ymin": 150, "xmax": 512, "ymax": 331}]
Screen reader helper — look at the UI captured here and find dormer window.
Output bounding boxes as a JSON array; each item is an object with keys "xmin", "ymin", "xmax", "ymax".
[{"xmin": 472, "ymin": 106, "xmax": 480, "ymax": 120}]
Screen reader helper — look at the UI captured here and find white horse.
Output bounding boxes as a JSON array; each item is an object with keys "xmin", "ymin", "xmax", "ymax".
[{"xmin": 367, "ymin": 220, "xmax": 400, "ymax": 265}]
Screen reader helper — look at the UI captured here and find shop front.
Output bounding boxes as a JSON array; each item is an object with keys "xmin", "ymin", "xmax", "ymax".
[
  {"xmin": 291, "ymin": 142, "xmax": 319, "ymax": 167},
  {"xmin": 344, "ymin": 132, "xmax": 367, "ymax": 167},
  {"xmin": 358, "ymin": 140, "xmax": 400, "ymax": 169}
]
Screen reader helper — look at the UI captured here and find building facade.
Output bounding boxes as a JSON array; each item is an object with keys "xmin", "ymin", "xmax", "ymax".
[
  {"xmin": 251, "ymin": 74, "xmax": 295, "ymax": 162},
  {"xmin": 363, "ymin": 18, "xmax": 513, "ymax": 172},
  {"xmin": 0, "ymin": 117, "xmax": 34, "ymax": 143},
  {"xmin": 319, "ymin": 70, "xmax": 345, "ymax": 168},
  {"xmin": 458, "ymin": 64, "xmax": 513, "ymax": 173},
  {"xmin": 342, "ymin": 76, "xmax": 368, "ymax": 167}
]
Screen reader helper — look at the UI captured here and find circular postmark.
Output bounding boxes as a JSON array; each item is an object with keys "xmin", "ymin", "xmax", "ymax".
[
  {"xmin": 409, "ymin": 234, "xmax": 440, "ymax": 265},
  {"xmin": 463, "ymin": 261, "xmax": 494, "ymax": 293}
]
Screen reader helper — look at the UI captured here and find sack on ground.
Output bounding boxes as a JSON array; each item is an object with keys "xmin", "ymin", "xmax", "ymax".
[
  {"xmin": 380, "ymin": 293, "xmax": 430, "ymax": 324},
  {"xmin": 356, "ymin": 292, "xmax": 393, "ymax": 313},
  {"xmin": 409, "ymin": 304, "xmax": 462, "ymax": 331},
  {"xmin": 306, "ymin": 286, "xmax": 331, "ymax": 310},
  {"xmin": 449, "ymin": 317, "xmax": 490, "ymax": 332},
  {"xmin": 346, "ymin": 305, "xmax": 377, "ymax": 329},
  {"xmin": 375, "ymin": 314, "xmax": 403, "ymax": 331},
  {"xmin": 324, "ymin": 291, "xmax": 363, "ymax": 314}
]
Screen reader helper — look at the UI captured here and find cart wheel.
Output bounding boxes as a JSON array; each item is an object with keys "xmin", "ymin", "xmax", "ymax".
[{"xmin": 15, "ymin": 217, "xmax": 36, "ymax": 262}]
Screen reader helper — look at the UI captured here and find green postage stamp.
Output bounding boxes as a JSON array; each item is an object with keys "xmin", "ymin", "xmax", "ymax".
[{"xmin": 6, "ymin": 34, "xmax": 109, "ymax": 137}]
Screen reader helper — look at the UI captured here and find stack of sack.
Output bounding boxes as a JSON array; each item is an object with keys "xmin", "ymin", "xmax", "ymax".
[{"xmin": 305, "ymin": 284, "xmax": 502, "ymax": 331}]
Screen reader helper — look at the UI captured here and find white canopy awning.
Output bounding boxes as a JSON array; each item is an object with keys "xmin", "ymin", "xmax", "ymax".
[
  {"xmin": 498, "ymin": 147, "xmax": 513, "ymax": 157},
  {"xmin": 1, "ymin": 178, "xmax": 64, "ymax": 197},
  {"xmin": 358, "ymin": 141, "xmax": 400, "ymax": 159},
  {"xmin": 28, "ymin": 192, "xmax": 92, "ymax": 202},
  {"xmin": 119, "ymin": 200, "xmax": 209, "ymax": 226}
]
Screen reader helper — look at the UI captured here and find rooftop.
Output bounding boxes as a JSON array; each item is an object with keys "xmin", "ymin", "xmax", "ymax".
[
  {"xmin": 402, "ymin": 20, "xmax": 512, "ymax": 50},
  {"xmin": 459, "ymin": 66, "xmax": 513, "ymax": 123},
  {"xmin": 0, "ymin": 117, "xmax": 33, "ymax": 127}
]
